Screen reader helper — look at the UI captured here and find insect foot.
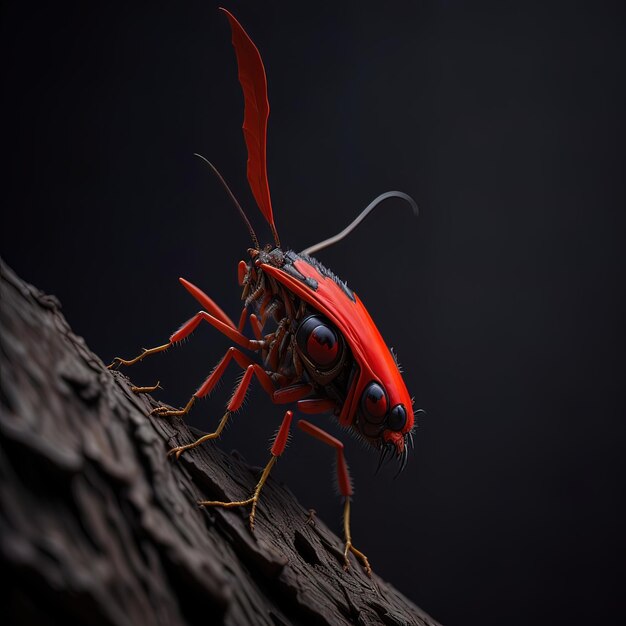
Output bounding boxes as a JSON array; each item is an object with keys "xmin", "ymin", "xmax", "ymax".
[
  {"xmin": 107, "ymin": 343, "xmax": 170, "ymax": 369},
  {"xmin": 197, "ymin": 455, "xmax": 278, "ymax": 531},
  {"xmin": 150, "ymin": 396, "xmax": 196, "ymax": 417},
  {"xmin": 342, "ymin": 498, "xmax": 373, "ymax": 577},
  {"xmin": 167, "ymin": 411, "xmax": 232, "ymax": 460},
  {"xmin": 130, "ymin": 381, "xmax": 161, "ymax": 394},
  {"xmin": 343, "ymin": 541, "xmax": 373, "ymax": 578}
]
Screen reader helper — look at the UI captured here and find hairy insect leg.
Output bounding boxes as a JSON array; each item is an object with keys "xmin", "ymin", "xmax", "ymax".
[
  {"xmin": 226, "ymin": 363, "xmax": 276, "ymax": 410},
  {"xmin": 165, "ymin": 310, "xmax": 262, "ymax": 351},
  {"xmin": 108, "ymin": 310, "xmax": 263, "ymax": 370},
  {"xmin": 198, "ymin": 410, "xmax": 293, "ymax": 530},
  {"xmin": 152, "ymin": 346, "xmax": 256, "ymax": 418},
  {"xmin": 166, "ymin": 355, "xmax": 276, "ymax": 455},
  {"xmin": 297, "ymin": 419, "xmax": 372, "ymax": 577},
  {"xmin": 195, "ymin": 347, "xmax": 255, "ymax": 397}
]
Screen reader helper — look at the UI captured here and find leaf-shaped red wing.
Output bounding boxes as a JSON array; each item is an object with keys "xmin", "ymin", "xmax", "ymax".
[{"xmin": 221, "ymin": 8, "xmax": 278, "ymax": 242}]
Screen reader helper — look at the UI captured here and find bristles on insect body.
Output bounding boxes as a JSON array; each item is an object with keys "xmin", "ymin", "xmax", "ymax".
[
  {"xmin": 393, "ymin": 446, "xmax": 409, "ymax": 479},
  {"xmin": 227, "ymin": 371, "xmax": 249, "ymax": 412},
  {"xmin": 269, "ymin": 426, "xmax": 292, "ymax": 453},
  {"xmin": 375, "ymin": 442, "xmax": 396, "ymax": 475},
  {"xmin": 331, "ymin": 454, "xmax": 354, "ymax": 498},
  {"xmin": 390, "ymin": 347, "xmax": 403, "ymax": 373}
]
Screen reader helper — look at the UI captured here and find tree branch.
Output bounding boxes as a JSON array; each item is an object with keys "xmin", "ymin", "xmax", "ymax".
[{"xmin": 0, "ymin": 258, "xmax": 441, "ymax": 626}]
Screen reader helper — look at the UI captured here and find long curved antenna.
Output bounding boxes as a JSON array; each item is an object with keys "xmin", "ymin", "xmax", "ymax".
[
  {"xmin": 300, "ymin": 191, "xmax": 418, "ymax": 256},
  {"xmin": 194, "ymin": 153, "xmax": 260, "ymax": 250}
]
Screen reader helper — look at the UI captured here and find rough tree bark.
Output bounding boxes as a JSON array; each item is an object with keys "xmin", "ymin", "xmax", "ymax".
[{"xmin": 0, "ymin": 259, "xmax": 441, "ymax": 626}]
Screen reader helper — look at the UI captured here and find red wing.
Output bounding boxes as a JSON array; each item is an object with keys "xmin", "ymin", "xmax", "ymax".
[{"xmin": 221, "ymin": 9, "xmax": 277, "ymax": 239}]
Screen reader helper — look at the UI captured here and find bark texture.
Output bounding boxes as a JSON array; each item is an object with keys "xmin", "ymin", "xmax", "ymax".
[{"xmin": 0, "ymin": 258, "xmax": 441, "ymax": 626}]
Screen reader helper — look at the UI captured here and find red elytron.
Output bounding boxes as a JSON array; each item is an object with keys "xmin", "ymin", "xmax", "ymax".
[{"xmin": 110, "ymin": 8, "xmax": 419, "ymax": 576}]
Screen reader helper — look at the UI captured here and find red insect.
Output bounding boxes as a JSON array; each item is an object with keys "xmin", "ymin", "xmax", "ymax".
[{"xmin": 109, "ymin": 8, "xmax": 419, "ymax": 576}]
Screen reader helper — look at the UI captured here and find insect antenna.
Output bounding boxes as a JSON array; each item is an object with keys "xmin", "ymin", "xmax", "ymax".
[
  {"xmin": 300, "ymin": 191, "xmax": 418, "ymax": 256},
  {"xmin": 194, "ymin": 153, "xmax": 260, "ymax": 249}
]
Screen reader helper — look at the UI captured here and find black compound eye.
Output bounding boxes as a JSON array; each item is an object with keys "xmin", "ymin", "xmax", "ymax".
[
  {"xmin": 388, "ymin": 404, "xmax": 407, "ymax": 431},
  {"xmin": 296, "ymin": 315, "xmax": 342, "ymax": 370},
  {"xmin": 361, "ymin": 382, "xmax": 388, "ymax": 424}
]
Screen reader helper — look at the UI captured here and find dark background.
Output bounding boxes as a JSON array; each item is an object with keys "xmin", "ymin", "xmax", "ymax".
[{"xmin": 1, "ymin": 1, "xmax": 624, "ymax": 624}]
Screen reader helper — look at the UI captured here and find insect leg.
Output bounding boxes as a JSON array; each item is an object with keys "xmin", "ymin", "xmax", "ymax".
[
  {"xmin": 245, "ymin": 274, "xmax": 266, "ymax": 308},
  {"xmin": 194, "ymin": 347, "xmax": 255, "ymax": 398},
  {"xmin": 227, "ymin": 364, "xmax": 275, "ymax": 411},
  {"xmin": 249, "ymin": 314, "xmax": 263, "ymax": 340},
  {"xmin": 165, "ymin": 350, "xmax": 276, "ymax": 458},
  {"xmin": 167, "ymin": 409, "xmax": 231, "ymax": 461},
  {"xmin": 167, "ymin": 363, "xmax": 276, "ymax": 457},
  {"xmin": 108, "ymin": 310, "xmax": 263, "ymax": 369},
  {"xmin": 166, "ymin": 348, "xmax": 252, "ymax": 460},
  {"xmin": 266, "ymin": 318, "xmax": 289, "ymax": 371},
  {"xmin": 296, "ymin": 398, "xmax": 337, "ymax": 414},
  {"xmin": 178, "ymin": 277, "xmax": 237, "ymax": 329},
  {"xmin": 198, "ymin": 410, "xmax": 294, "ymax": 530},
  {"xmin": 237, "ymin": 308, "xmax": 248, "ymax": 332},
  {"xmin": 107, "ymin": 343, "xmax": 170, "ymax": 369},
  {"xmin": 169, "ymin": 312, "xmax": 261, "ymax": 350},
  {"xmin": 296, "ymin": 419, "xmax": 372, "ymax": 577},
  {"xmin": 130, "ymin": 381, "xmax": 162, "ymax": 394},
  {"xmin": 238, "ymin": 310, "xmax": 266, "ymax": 342},
  {"xmin": 154, "ymin": 346, "xmax": 256, "ymax": 418},
  {"xmin": 272, "ymin": 383, "xmax": 314, "ymax": 404}
]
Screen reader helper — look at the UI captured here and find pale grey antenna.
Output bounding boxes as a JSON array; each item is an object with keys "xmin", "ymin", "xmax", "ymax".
[{"xmin": 300, "ymin": 191, "xmax": 418, "ymax": 256}]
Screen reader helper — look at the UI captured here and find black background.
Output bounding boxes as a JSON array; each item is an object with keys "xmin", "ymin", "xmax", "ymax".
[{"xmin": 1, "ymin": 1, "xmax": 625, "ymax": 625}]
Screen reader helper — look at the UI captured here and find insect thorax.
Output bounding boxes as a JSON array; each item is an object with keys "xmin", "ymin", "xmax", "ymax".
[{"xmin": 240, "ymin": 248, "xmax": 358, "ymax": 412}]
